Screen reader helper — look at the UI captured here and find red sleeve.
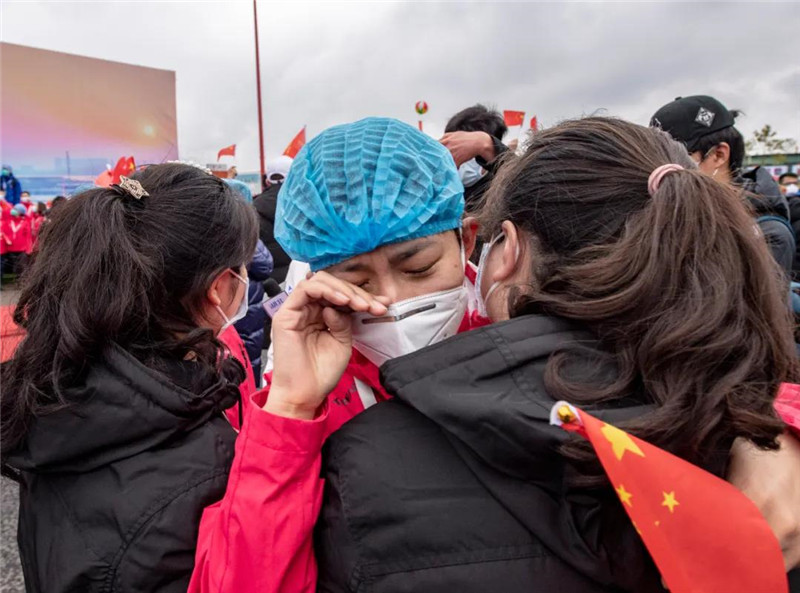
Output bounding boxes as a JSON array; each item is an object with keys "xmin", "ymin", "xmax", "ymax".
[
  {"xmin": 775, "ymin": 382, "xmax": 800, "ymax": 437},
  {"xmin": 188, "ymin": 385, "xmax": 329, "ymax": 593},
  {"xmin": 218, "ymin": 326, "xmax": 257, "ymax": 431}
]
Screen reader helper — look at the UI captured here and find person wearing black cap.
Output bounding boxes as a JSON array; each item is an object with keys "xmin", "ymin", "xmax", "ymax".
[{"xmin": 651, "ymin": 95, "xmax": 794, "ymax": 275}]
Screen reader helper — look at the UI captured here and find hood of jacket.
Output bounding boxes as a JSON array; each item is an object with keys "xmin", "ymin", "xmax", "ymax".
[
  {"xmin": 740, "ymin": 166, "xmax": 789, "ymax": 218},
  {"xmin": 6, "ymin": 344, "xmax": 238, "ymax": 473}
]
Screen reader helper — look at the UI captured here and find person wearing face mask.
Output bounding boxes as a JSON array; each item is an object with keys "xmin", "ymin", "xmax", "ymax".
[
  {"xmin": 313, "ymin": 118, "xmax": 800, "ymax": 592},
  {"xmin": 189, "ymin": 117, "xmax": 488, "ymax": 593},
  {"xmin": 441, "ymin": 104, "xmax": 509, "ymax": 211},
  {"xmin": 651, "ymin": 95, "xmax": 795, "ymax": 277},
  {"xmin": 1, "ymin": 163, "xmax": 259, "ymax": 593},
  {"xmin": 780, "ymin": 173, "xmax": 800, "ymax": 198}
]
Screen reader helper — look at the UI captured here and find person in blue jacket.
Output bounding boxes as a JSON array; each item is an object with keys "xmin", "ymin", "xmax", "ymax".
[
  {"xmin": 1, "ymin": 165, "xmax": 22, "ymax": 206},
  {"xmin": 224, "ymin": 179, "xmax": 274, "ymax": 384},
  {"xmin": 234, "ymin": 239, "xmax": 273, "ymax": 383}
]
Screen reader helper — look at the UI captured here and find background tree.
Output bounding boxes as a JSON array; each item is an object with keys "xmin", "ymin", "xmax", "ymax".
[{"xmin": 746, "ymin": 124, "xmax": 799, "ymax": 154}]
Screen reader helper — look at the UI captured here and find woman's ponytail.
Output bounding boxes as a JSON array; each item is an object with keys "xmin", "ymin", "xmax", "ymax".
[{"xmin": 478, "ymin": 117, "xmax": 797, "ymax": 474}]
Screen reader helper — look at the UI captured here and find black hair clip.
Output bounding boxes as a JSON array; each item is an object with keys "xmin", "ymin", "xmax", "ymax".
[{"xmin": 111, "ymin": 176, "xmax": 149, "ymax": 200}]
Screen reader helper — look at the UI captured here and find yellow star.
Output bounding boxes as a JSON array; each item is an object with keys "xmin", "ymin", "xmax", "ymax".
[
  {"xmin": 662, "ymin": 491, "xmax": 679, "ymax": 513},
  {"xmin": 616, "ymin": 484, "xmax": 633, "ymax": 507},
  {"xmin": 601, "ymin": 423, "xmax": 645, "ymax": 461}
]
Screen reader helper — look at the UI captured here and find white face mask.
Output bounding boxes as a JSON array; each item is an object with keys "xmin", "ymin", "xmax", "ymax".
[
  {"xmin": 350, "ymin": 242, "xmax": 468, "ymax": 367},
  {"xmin": 785, "ymin": 183, "xmax": 799, "ymax": 196},
  {"xmin": 458, "ymin": 158, "xmax": 485, "ymax": 188},
  {"xmin": 475, "ymin": 232, "xmax": 520, "ymax": 319},
  {"xmin": 351, "ymin": 284, "xmax": 468, "ymax": 367},
  {"xmin": 216, "ymin": 269, "xmax": 249, "ymax": 334}
]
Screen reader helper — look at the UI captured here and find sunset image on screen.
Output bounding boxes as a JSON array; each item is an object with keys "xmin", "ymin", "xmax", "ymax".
[{"xmin": 1, "ymin": 42, "xmax": 178, "ymax": 197}]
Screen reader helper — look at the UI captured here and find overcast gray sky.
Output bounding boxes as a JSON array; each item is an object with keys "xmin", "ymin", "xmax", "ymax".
[{"xmin": 3, "ymin": 1, "xmax": 799, "ymax": 171}]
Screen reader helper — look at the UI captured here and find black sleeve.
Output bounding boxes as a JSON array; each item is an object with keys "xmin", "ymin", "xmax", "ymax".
[
  {"xmin": 475, "ymin": 135, "xmax": 509, "ymax": 174},
  {"xmin": 759, "ymin": 218, "xmax": 795, "ymax": 277}
]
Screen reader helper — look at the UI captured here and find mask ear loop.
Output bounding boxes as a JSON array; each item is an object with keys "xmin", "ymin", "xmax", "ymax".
[
  {"xmin": 483, "ymin": 232, "xmax": 522, "ymax": 310},
  {"xmin": 215, "ymin": 268, "xmax": 248, "ymax": 328}
]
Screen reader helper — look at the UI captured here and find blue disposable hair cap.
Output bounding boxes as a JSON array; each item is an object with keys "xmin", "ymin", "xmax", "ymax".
[{"xmin": 275, "ymin": 117, "xmax": 465, "ymax": 271}]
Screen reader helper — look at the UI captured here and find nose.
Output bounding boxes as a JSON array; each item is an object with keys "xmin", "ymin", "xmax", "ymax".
[{"xmin": 372, "ymin": 280, "xmax": 400, "ymax": 304}]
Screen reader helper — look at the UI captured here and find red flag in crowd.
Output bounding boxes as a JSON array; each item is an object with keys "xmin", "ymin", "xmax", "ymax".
[
  {"xmin": 283, "ymin": 127, "xmax": 306, "ymax": 159},
  {"xmin": 503, "ymin": 110, "xmax": 525, "ymax": 127},
  {"xmin": 111, "ymin": 156, "xmax": 136, "ymax": 184},
  {"xmin": 530, "ymin": 116, "xmax": 538, "ymax": 131},
  {"xmin": 217, "ymin": 144, "xmax": 236, "ymax": 161},
  {"xmin": 551, "ymin": 402, "xmax": 788, "ymax": 593}
]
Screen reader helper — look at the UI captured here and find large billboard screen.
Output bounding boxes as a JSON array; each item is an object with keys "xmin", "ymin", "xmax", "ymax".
[{"xmin": 1, "ymin": 42, "xmax": 178, "ymax": 199}]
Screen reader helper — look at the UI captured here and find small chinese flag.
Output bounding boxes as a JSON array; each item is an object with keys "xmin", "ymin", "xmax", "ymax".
[
  {"xmin": 530, "ymin": 116, "xmax": 538, "ymax": 131},
  {"xmin": 110, "ymin": 156, "xmax": 136, "ymax": 184},
  {"xmin": 217, "ymin": 144, "xmax": 236, "ymax": 161},
  {"xmin": 551, "ymin": 401, "xmax": 788, "ymax": 593},
  {"xmin": 283, "ymin": 127, "xmax": 306, "ymax": 159},
  {"xmin": 503, "ymin": 110, "xmax": 525, "ymax": 127}
]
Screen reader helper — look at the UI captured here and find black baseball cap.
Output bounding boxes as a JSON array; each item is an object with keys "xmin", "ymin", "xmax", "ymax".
[{"xmin": 650, "ymin": 95, "xmax": 736, "ymax": 153}]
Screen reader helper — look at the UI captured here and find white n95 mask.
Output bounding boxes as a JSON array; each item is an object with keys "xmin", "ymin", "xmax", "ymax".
[
  {"xmin": 350, "ymin": 284, "xmax": 468, "ymax": 368},
  {"xmin": 458, "ymin": 158, "xmax": 485, "ymax": 188}
]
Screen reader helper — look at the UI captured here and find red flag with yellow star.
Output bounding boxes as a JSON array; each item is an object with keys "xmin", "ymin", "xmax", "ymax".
[{"xmin": 551, "ymin": 402, "xmax": 788, "ymax": 593}]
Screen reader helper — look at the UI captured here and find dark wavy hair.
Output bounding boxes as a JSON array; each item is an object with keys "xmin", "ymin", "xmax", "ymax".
[
  {"xmin": 1, "ymin": 163, "xmax": 258, "ymax": 466},
  {"xmin": 477, "ymin": 117, "xmax": 798, "ymax": 475},
  {"xmin": 445, "ymin": 104, "xmax": 508, "ymax": 140}
]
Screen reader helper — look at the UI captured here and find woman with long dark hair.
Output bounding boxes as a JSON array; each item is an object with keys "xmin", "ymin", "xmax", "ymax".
[
  {"xmin": 1, "ymin": 163, "xmax": 258, "ymax": 592},
  {"xmin": 295, "ymin": 118, "xmax": 800, "ymax": 591}
]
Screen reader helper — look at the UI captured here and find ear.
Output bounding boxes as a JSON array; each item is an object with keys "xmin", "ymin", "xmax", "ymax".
[
  {"xmin": 489, "ymin": 220, "xmax": 521, "ymax": 284},
  {"xmin": 206, "ymin": 271, "xmax": 227, "ymax": 308},
  {"xmin": 710, "ymin": 142, "xmax": 730, "ymax": 169},
  {"xmin": 461, "ymin": 216, "xmax": 479, "ymax": 261}
]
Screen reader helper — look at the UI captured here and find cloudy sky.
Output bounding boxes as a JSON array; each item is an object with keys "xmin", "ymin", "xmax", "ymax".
[{"xmin": 3, "ymin": 1, "xmax": 799, "ymax": 172}]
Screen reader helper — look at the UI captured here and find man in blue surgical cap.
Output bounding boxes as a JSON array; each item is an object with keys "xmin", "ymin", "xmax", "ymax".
[{"xmin": 190, "ymin": 117, "xmax": 489, "ymax": 593}]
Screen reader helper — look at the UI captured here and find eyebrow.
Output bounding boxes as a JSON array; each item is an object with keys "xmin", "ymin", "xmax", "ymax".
[
  {"xmin": 386, "ymin": 239, "xmax": 436, "ymax": 265},
  {"xmin": 336, "ymin": 261, "xmax": 370, "ymax": 273},
  {"xmin": 331, "ymin": 238, "xmax": 439, "ymax": 274}
]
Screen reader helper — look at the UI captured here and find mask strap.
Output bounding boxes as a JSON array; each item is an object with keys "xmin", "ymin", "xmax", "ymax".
[
  {"xmin": 215, "ymin": 305, "xmax": 232, "ymax": 326},
  {"xmin": 228, "ymin": 268, "xmax": 247, "ymax": 284},
  {"xmin": 483, "ymin": 231, "xmax": 521, "ymax": 309},
  {"xmin": 215, "ymin": 268, "xmax": 247, "ymax": 328}
]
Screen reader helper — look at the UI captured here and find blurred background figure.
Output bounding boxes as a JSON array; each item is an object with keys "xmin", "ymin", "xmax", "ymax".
[
  {"xmin": 780, "ymin": 172, "xmax": 799, "ymax": 197},
  {"xmin": 442, "ymin": 104, "xmax": 509, "ymax": 209},
  {"xmin": 652, "ymin": 95, "xmax": 794, "ymax": 277},
  {"xmin": 0, "ymin": 166, "xmax": 22, "ymax": 207},
  {"xmin": 253, "ymin": 155, "xmax": 293, "ymax": 285}
]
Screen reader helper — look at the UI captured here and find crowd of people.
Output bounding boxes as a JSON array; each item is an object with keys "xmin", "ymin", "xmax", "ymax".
[
  {"xmin": 0, "ymin": 191, "xmax": 65, "ymax": 279},
  {"xmin": 1, "ymin": 95, "xmax": 800, "ymax": 593}
]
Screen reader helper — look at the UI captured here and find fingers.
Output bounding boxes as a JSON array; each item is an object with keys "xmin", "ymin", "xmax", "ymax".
[
  {"xmin": 322, "ymin": 307, "xmax": 352, "ymax": 341},
  {"xmin": 290, "ymin": 271, "xmax": 388, "ymax": 316}
]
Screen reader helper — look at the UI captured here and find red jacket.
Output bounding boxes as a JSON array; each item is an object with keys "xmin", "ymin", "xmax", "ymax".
[
  {"xmin": 2, "ymin": 215, "xmax": 32, "ymax": 254},
  {"xmin": 218, "ymin": 325, "xmax": 257, "ymax": 430}
]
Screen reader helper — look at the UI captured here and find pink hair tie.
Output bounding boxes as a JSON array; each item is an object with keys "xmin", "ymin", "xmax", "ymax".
[{"xmin": 648, "ymin": 163, "xmax": 684, "ymax": 196}]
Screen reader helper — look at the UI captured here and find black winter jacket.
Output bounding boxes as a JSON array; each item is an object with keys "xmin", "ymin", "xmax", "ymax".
[
  {"xmin": 253, "ymin": 183, "xmax": 291, "ymax": 285},
  {"xmin": 316, "ymin": 315, "xmax": 670, "ymax": 593},
  {"xmin": 741, "ymin": 166, "xmax": 795, "ymax": 275},
  {"xmin": 6, "ymin": 345, "xmax": 238, "ymax": 592}
]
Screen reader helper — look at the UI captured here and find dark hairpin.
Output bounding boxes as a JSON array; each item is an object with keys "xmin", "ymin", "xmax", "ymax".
[{"xmin": 111, "ymin": 176, "xmax": 149, "ymax": 200}]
